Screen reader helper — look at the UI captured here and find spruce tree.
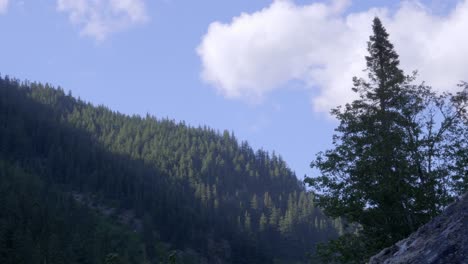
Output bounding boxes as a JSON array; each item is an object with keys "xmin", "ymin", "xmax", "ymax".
[{"xmin": 307, "ymin": 17, "xmax": 468, "ymax": 262}]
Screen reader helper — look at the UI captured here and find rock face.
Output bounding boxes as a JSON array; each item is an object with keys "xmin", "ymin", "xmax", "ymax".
[{"xmin": 369, "ymin": 193, "xmax": 467, "ymax": 264}]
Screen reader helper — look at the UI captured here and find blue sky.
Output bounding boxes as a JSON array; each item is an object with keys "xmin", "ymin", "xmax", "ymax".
[{"xmin": 1, "ymin": 0, "xmax": 467, "ymax": 179}]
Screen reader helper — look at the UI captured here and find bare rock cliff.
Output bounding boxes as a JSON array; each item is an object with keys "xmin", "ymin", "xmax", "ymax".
[{"xmin": 369, "ymin": 193, "xmax": 467, "ymax": 264}]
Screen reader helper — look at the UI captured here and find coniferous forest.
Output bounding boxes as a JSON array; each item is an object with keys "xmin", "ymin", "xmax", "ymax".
[
  {"xmin": 1, "ymin": 17, "xmax": 467, "ymax": 264},
  {"xmin": 0, "ymin": 75, "xmax": 342, "ymax": 263}
]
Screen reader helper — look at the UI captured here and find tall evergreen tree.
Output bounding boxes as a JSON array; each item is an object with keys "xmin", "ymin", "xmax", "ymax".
[{"xmin": 307, "ymin": 17, "xmax": 468, "ymax": 263}]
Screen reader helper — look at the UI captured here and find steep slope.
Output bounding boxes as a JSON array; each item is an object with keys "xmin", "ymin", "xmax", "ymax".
[
  {"xmin": 0, "ymin": 75, "xmax": 341, "ymax": 263},
  {"xmin": 0, "ymin": 161, "xmax": 147, "ymax": 264},
  {"xmin": 369, "ymin": 193, "xmax": 467, "ymax": 264}
]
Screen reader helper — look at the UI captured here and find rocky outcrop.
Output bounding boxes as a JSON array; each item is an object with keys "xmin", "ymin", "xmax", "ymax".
[{"xmin": 369, "ymin": 193, "xmax": 467, "ymax": 264}]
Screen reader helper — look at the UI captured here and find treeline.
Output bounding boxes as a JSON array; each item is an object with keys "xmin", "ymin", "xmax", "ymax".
[{"xmin": 0, "ymin": 75, "xmax": 341, "ymax": 263}]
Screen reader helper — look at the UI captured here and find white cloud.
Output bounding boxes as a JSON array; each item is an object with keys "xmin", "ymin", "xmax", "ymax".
[
  {"xmin": 197, "ymin": 0, "xmax": 468, "ymax": 114},
  {"xmin": 57, "ymin": 0, "xmax": 149, "ymax": 41},
  {"xmin": 0, "ymin": 0, "xmax": 9, "ymax": 14}
]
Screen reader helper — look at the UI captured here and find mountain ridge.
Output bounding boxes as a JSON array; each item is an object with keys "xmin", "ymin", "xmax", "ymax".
[{"xmin": 0, "ymin": 75, "xmax": 341, "ymax": 263}]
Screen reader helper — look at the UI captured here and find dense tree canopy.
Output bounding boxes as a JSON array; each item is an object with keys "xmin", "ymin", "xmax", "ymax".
[
  {"xmin": 306, "ymin": 17, "xmax": 468, "ymax": 263},
  {"xmin": 0, "ymin": 74, "xmax": 342, "ymax": 263},
  {"xmin": 0, "ymin": 161, "xmax": 145, "ymax": 264}
]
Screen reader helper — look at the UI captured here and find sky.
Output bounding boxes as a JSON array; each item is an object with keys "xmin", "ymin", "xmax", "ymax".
[{"xmin": 1, "ymin": 0, "xmax": 467, "ymax": 180}]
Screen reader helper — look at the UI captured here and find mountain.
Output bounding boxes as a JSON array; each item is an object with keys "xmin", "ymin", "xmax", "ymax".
[
  {"xmin": 0, "ymin": 160, "xmax": 146, "ymax": 264},
  {"xmin": 369, "ymin": 193, "xmax": 467, "ymax": 264},
  {"xmin": 0, "ymin": 75, "xmax": 341, "ymax": 263}
]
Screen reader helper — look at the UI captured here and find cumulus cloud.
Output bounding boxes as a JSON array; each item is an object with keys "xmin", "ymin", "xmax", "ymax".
[
  {"xmin": 0, "ymin": 0, "xmax": 8, "ymax": 14},
  {"xmin": 197, "ymin": 0, "xmax": 468, "ymax": 114},
  {"xmin": 57, "ymin": 0, "xmax": 149, "ymax": 41}
]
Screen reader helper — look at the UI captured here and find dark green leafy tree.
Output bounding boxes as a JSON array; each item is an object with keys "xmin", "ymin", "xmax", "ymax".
[{"xmin": 306, "ymin": 17, "xmax": 468, "ymax": 263}]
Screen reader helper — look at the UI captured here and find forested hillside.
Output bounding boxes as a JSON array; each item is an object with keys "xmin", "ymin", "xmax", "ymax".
[
  {"xmin": 0, "ymin": 160, "xmax": 146, "ymax": 264},
  {"xmin": 0, "ymin": 75, "xmax": 341, "ymax": 263}
]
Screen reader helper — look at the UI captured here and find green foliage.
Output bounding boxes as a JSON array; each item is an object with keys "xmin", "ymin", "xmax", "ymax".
[
  {"xmin": 0, "ymin": 161, "xmax": 145, "ymax": 264},
  {"xmin": 259, "ymin": 213, "xmax": 268, "ymax": 232},
  {"xmin": 0, "ymin": 74, "xmax": 342, "ymax": 263},
  {"xmin": 314, "ymin": 234, "xmax": 367, "ymax": 264},
  {"xmin": 306, "ymin": 17, "xmax": 468, "ymax": 263}
]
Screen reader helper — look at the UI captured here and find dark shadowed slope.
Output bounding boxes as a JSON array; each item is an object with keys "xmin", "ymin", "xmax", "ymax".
[{"xmin": 0, "ymin": 75, "xmax": 342, "ymax": 263}]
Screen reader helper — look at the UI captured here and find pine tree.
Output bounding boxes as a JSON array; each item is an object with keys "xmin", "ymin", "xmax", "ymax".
[
  {"xmin": 263, "ymin": 192, "xmax": 272, "ymax": 209},
  {"xmin": 259, "ymin": 213, "xmax": 268, "ymax": 232},
  {"xmin": 307, "ymin": 17, "xmax": 468, "ymax": 262},
  {"xmin": 250, "ymin": 194, "xmax": 258, "ymax": 210},
  {"xmin": 269, "ymin": 207, "xmax": 279, "ymax": 227},
  {"xmin": 244, "ymin": 211, "xmax": 252, "ymax": 233}
]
